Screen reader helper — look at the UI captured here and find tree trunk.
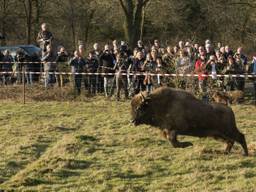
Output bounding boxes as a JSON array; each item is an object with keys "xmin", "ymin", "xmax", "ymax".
[
  {"xmin": 119, "ymin": 0, "xmax": 150, "ymax": 48},
  {"xmin": 23, "ymin": 0, "xmax": 33, "ymax": 44},
  {"xmin": 1, "ymin": 0, "xmax": 7, "ymax": 45},
  {"xmin": 68, "ymin": 0, "xmax": 76, "ymax": 49},
  {"xmin": 34, "ymin": 0, "xmax": 42, "ymax": 44},
  {"xmin": 140, "ymin": 5, "xmax": 146, "ymax": 41},
  {"xmin": 84, "ymin": 10, "xmax": 95, "ymax": 45}
]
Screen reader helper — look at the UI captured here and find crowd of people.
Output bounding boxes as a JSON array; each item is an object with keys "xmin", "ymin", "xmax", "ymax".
[{"xmin": 0, "ymin": 23, "xmax": 256, "ymax": 101}]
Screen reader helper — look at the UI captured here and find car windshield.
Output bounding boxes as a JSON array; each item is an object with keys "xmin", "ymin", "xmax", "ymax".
[{"xmin": 22, "ymin": 46, "xmax": 41, "ymax": 55}]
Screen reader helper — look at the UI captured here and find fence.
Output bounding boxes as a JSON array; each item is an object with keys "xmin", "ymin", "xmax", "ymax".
[{"xmin": 0, "ymin": 61, "xmax": 256, "ymax": 104}]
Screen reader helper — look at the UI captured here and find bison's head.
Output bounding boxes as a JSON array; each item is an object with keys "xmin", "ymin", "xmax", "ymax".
[{"xmin": 131, "ymin": 92, "xmax": 154, "ymax": 126}]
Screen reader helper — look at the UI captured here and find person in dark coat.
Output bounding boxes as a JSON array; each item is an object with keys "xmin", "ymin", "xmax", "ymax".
[
  {"xmin": 113, "ymin": 51, "xmax": 129, "ymax": 100},
  {"xmin": 132, "ymin": 50, "xmax": 146, "ymax": 94},
  {"xmin": 69, "ymin": 50, "xmax": 86, "ymax": 95},
  {"xmin": 1, "ymin": 50, "xmax": 14, "ymax": 85},
  {"xmin": 223, "ymin": 56, "xmax": 243, "ymax": 91},
  {"xmin": 85, "ymin": 51, "xmax": 99, "ymax": 95},
  {"xmin": 16, "ymin": 48, "xmax": 33, "ymax": 85},
  {"xmin": 249, "ymin": 56, "xmax": 256, "ymax": 105},
  {"xmin": 99, "ymin": 44, "xmax": 115, "ymax": 97},
  {"xmin": 0, "ymin": 51, "xmax": 4, "ymax": 84},
  {"xmin": 56, "ymin": 46, "xmax": 69, "ymax": 87},
  {"xmin": 92, "ymin": 43, "xmax": 103, "ymax": 93}
]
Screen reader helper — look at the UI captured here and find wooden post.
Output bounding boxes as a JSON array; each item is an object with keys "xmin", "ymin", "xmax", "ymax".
[{"xmin": 22, "ymin": 64, "xmax": 26, "ymax": 104}]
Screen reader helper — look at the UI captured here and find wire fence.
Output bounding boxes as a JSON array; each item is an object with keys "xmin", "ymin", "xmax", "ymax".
[{"xmin": 0, "ymin": 62, "xmax": 256, "ymax": 104}]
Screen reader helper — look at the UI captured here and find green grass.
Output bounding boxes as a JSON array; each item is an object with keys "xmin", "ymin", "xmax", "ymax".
[{"xmin": 0, "ymin": 98, "xmax": 255, "ymax": 192}]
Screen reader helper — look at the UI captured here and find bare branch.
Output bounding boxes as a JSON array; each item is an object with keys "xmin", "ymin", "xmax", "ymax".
[
  {"xmin": 118, "ymin": 0, "xmax": 129, "ymax": 16},
  {"xmin": 228, "ymin": 2, "xmax": 256, "ymax": 8}
]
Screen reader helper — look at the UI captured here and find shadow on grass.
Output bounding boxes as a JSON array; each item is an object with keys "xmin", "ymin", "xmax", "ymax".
[
  {"xmin": 135, "ymin": 138, "xmax": 163, "ymax": 147},
  {"xmin": 115, "ymin": 170, "xmax": 153, "ymax": 180},
  {"xmin": 21, "ymin": 177, "xmax": 51, "ymax": 186},
  {"xmin": 239, "ymin": 160, "xmax": 256, "ymax": 168},
  {"xmin": 53, "ymin": 169, "xmax": 80, "ymax": 178},
  {"xmin": 77, "ymin": 135, "xmax": 97, "ymax": 143},
  {"xmin": 54, "ymin": 126, "xmax": 76, "ymax": 132},
  {"xmin": 63, "ymin": 159, "xmax": 92, "ymax": 170},
  {"xmin": 19, "ymin": 143, "xmax": 50, "ymax": 159}
]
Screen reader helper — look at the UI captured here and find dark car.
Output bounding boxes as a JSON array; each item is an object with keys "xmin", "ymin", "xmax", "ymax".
[
  {"xmin": 0, "ymin": 45, "xmax": 42, "ymax": 81},
  {"xmin": 0, "ymin": 45, "xmax": 41, "ymax": 59},
  {"xmin": 0, "ymin": 33, "xmax": 4, "ymax": 40}
]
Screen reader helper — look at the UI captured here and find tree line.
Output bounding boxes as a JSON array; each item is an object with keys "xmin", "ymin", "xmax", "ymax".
[{"xmin": 1, "ymin": 0, "xmax": 256, "ymax": 52}]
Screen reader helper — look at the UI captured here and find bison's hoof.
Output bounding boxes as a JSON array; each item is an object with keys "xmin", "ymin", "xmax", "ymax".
[{"xmin": 181, "ymin": 142, "xmax": 193, "ymax": 148}]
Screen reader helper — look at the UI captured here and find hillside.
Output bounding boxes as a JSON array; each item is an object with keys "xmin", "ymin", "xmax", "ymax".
[{"xmin": 0, "ymin": 99, "xmax": 256, "ymax": 191}]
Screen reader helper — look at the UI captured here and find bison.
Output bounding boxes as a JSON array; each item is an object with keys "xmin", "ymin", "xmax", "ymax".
[{"xmin": 131, "ymin": 87, "xmax": 248, "ymax": 156}]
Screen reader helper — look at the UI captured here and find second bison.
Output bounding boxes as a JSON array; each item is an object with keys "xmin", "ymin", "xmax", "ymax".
[{"xmin": 131, "ymin": 87, "xmax": 248, "ymax": 156}]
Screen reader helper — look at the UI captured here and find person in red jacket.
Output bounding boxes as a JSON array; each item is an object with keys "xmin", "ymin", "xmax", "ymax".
[{"xmin": 195, "ymin": 53, "xmax": 208, "ymax": 93}]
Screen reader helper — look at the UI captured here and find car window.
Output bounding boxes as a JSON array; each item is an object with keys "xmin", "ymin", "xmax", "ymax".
[{"xmin": 23, "ymin": 46, "xmax": 41, "ymax": 55}]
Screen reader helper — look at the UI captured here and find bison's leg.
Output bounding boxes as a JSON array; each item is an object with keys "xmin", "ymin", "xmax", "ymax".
[
  {"xmin": 162, "ymin": 129, "xmax": 168, "ymax": 139},
  {"xmin": 167, "ymin": 130, "xmax": 193, "ymax": 148},
  {"xmin": 225, "ymin": 141, "xmax": 234, "ymax": 154},
  {"xmin": 234, "ymin": 132, "xmax": 249, "ymax": 156}
]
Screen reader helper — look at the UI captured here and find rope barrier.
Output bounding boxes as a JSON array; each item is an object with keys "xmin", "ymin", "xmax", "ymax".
[{"xmin": 0, "ymin": 71, "xmax": 255, "ymax": 78}]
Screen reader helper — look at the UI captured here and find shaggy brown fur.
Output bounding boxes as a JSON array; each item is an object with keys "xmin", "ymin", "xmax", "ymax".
[{"xmin": 131, "ymin": 87, "xmax": 248, "ymax": 156}]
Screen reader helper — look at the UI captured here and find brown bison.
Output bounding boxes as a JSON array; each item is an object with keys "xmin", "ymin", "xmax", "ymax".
[{"xmin": 131, "ymin": 87, "xmax": 248, "ymax": 156}]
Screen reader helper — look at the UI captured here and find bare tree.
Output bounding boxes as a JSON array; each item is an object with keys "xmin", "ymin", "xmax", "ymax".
[{"xmin": 118, "ymin": 0, "xmax": 150, "ymax": 48}]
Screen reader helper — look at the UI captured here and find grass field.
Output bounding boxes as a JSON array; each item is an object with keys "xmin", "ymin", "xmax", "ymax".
[{"xmin": 0, "ymin": 97, "xmax": 256, "ymax": 192}]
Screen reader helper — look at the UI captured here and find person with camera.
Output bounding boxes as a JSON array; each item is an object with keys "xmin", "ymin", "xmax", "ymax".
[
  {"xmin": 85, "ymin": 51, "xmax": 99, "ymax": 95},
  {"xmin": 112, "ymin": 51, "xmax": 130, "ymax": 100},
  {"xmin": 99, "ymin": 44, "xmax": 115, "ymax": 97},
  {"xmin": 132, "ymin": 50, "xmax": 146, "ymax": 94},
  {"xmin": 37, "ymin": 23, "xmax": 53, "ymax": 53},
  {"xmin": 55, "ymin": 46, "xmax": 69, "ymax": 87},
  {"xmin": 1, "ymin": 50, "xmax": 14, "ymax": 85},
  {"xmin": 142, "ymin": 53, "xmax": 156, "ymax": 94},
  {"xmin": 41, "ymin": 45, "xmax": 56, "ymax": 88},
  {"xmin": 15, "ymin": 48, "xmax": 33, "ymax": 85},
  {"xmin": 120, "ymin": 41, "xmax": 132, "ymax": 57},
  {"xmin": 222, "ymin": 56, "xmax": 243, "ymax": 91},
  {"xmin": 69, "ymin": 50, "xmax": 86, "ymax": 95},
  {"xmin": 234, "ymin": 47, "xmax": 247, "ymax": 91},
  {"xmin": 249, "ymin": 56, "xmax": 256, "ymax": 105},
  {"xmin": 195, "ymin": 53, "xmax": 208, "ymax": 93}
]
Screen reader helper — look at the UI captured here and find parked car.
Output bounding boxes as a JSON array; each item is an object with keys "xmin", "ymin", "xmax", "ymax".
[
  {"xmin": 0, "ymin": 45, "xmax": 42, "ymax": 81},
  {"xmin": 0, "ymin": 45, "xmax": 41, "ymax": 59},
  {"xmin": 0, "ymin": 33, "xmax": 4, "ymax": 40}
]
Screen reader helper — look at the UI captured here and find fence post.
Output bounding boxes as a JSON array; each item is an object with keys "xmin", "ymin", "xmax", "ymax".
[{"xmin": 22, "ymin": 64, "xmax": 26, "ymax": 104}]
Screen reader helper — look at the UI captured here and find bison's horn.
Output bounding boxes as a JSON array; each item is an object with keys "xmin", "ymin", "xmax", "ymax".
[{"xmin": 140, "ymin": 93, "xmax": 145, "ymax": 102}]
